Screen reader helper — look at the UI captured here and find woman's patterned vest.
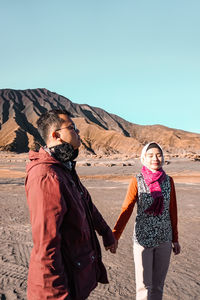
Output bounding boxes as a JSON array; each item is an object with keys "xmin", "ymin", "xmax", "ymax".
[{"xmin": 134, "ymin": 173, "xmax": 172, "ymax": 248}]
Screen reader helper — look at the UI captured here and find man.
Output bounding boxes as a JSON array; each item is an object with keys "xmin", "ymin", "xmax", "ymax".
[{"xmin": 25, "ymin": 109, "xmax": 117, "ymax": 300}]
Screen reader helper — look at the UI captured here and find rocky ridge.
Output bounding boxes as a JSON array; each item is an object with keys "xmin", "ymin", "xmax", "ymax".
[{"xmin": 0, "ymin": 88, "xmax": 200, "ymax": 159}]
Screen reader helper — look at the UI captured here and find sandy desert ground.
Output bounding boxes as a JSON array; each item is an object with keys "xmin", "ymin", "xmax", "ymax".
[{"xmin": 0, "ymin": 152, "xmax": 200, "ymax": 300}]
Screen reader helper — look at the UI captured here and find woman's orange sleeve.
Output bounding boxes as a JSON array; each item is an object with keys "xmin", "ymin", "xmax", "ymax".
[
  {"xmin": 113, "ymin": 177, "xmax": 138, "ymax": 240},
  {"xmin": 169, "ymin": 177, "xmax": 179, "ymax": 242}
]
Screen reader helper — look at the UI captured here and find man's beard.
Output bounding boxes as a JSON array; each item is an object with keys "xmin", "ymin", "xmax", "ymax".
[{"xmin": 49, "ymin": 143, "xmax": 79, "ymax": 163}]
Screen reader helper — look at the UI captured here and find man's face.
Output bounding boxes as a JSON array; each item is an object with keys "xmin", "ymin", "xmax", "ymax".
[{"xmin": 54, "ymin": 114, "xmax": 81, "ymax": 149}]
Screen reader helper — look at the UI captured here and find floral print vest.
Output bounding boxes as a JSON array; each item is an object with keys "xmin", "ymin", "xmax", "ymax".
[{"xmin": 134, "ymin": 173, "xmax": 172, "ymax": 248}]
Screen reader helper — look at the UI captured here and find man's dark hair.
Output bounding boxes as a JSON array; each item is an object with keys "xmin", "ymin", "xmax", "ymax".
[{"xmin": 37, "ymin": 109, "xmax": 72, "ymax": 143}]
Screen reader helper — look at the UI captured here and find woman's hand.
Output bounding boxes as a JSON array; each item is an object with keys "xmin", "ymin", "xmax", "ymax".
[{"xmin": 172, "ymin": 242, "xmax": 181, "ymax": 255}]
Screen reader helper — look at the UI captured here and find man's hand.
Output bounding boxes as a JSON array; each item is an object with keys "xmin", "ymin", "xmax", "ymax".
[
  {"xmin": 172, "ymin": 242, "xmax": 181, "ymax": 255},
  {"xmin": 105, "ymin": 239, "xmax": 118, "ymax": 253}
]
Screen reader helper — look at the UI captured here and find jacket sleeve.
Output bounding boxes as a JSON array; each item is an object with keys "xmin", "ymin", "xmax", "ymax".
[
  {"xmin": 84, "ymin": 189, "xmax": 115, "ymax": 247},
  {"xmin": 26, "ymin": 173, "xmax": 71, "ymax": 299},
  {"xmin": 169, "ymin": 177, "xmax": 179, "ymax": 243},
  {"xmin": 113, "ymin": 177, "xmax": 138, "ymax": 240}
]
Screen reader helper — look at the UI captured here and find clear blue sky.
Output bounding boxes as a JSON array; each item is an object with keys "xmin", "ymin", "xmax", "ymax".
[{"xmin": 1, "ymin": 0, "xmax": 200, "ymax": 133}]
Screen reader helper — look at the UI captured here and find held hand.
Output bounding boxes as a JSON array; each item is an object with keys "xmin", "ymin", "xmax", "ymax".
[
  {"xmin": 172, "ymin": 242, "xmax": 181, "ymax": 255},
  {"xmin": 105, "ymin": 239, "xmax": 118, "ymax": 254}
]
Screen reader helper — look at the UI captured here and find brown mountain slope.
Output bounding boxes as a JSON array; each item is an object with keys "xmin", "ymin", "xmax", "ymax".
[
  {"xmin": 0, "ymin": 88, "xmax": 200, "ymax": 156},
  {"xmin": 74, "ymin": 118, "xmax": 141, "ymax": 156}
]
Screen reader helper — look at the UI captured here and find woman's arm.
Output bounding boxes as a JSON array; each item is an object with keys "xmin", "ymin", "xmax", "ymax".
[
  {"xmin": 169, "ymin": 177, "xmax": 178, "ymax": 242},
  {"xmin": 169, "ymin": 177, "xmax": 181, "ymax": 255},
  {"xmin": 113, "ymin": 177, "xmax": 138, "ymax": 240}
]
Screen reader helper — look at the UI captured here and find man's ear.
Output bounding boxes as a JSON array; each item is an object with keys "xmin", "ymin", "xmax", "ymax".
[{"xmin": 51, "ymin": 130, "xmax": 60, "ymax": 140}]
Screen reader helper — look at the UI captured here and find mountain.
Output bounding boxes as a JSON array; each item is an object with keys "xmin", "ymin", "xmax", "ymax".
[{"xmin": 0, "ymin": 88, "xmax": 200, "ymax": 157}]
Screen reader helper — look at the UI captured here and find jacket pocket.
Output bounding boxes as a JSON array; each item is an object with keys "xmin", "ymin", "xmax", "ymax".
[{"xmin": 66, "ymin": 250, "xmax": 97, "ymax": 300}]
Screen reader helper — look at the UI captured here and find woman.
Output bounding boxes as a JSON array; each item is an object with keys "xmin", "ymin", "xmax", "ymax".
[{"xmin": 113, "ymin": 142, "xmax": 181, "ymax": 300}]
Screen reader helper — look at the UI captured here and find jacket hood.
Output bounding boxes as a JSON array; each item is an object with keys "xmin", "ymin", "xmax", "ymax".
[{"xmin": 26, "ymin": 147, "xmax": 62, "ymax": 173}]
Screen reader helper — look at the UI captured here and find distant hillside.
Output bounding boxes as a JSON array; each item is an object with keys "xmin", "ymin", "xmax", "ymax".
[{"xmin": 0, "ymin": 88, "xmax": 200, "ymax": 158}]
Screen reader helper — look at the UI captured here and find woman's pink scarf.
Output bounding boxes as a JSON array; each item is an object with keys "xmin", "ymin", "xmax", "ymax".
[{"xmin": 141, "ymin": 166, "xmax": 166, "ymax": 216}]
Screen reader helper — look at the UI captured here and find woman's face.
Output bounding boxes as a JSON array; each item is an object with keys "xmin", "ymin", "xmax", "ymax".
[{"xmin": 144, "ymin": 147, "xmax": 163, "ymax": 171}]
